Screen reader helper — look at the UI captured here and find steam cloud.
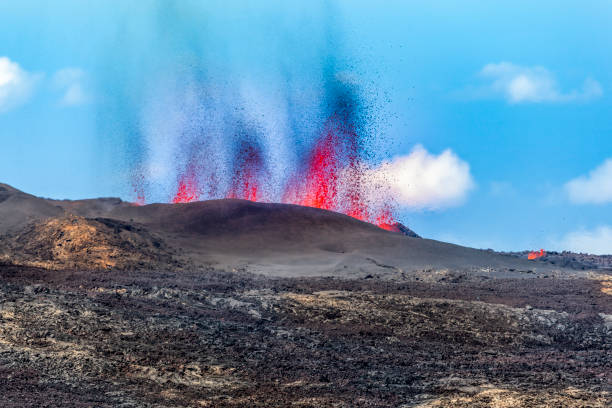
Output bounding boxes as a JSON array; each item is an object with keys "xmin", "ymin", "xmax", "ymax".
[{"xmin": 366, "ymin": 145, "xmax": 475, "ymax": 210}]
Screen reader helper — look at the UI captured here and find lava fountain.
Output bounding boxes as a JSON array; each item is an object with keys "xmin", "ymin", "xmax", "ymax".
[
  {"xmin": 282, "ymin": 115, "xmax": 374, "ymax": 223},
  {"xmin": 138, "ymin": 75, "xmax": 398, "ymax": 229},
  {"xmin": 165, "ymin": 114, "xmax": 396, "ymax": 228},
  {"xmin": 172, "ymin": 164, "xmax": 200, "ymax": 204}
]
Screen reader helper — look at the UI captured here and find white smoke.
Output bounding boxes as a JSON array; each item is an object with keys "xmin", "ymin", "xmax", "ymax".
[{"xmin": 365, "ymin": 145, "xmax": 475, "ymax": 210}]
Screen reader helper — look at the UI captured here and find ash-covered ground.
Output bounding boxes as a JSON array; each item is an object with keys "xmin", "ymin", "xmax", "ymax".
[
  {"xmin": 503, "ymin": 250, "xmax": 612, "ymax": 271},
  {"xmin": 0, "ymin": 264, "xmax": 610, "ymax": 407},
  {"xmin": 0, "ymin": 184, "xmax": 610, "ymax": 407}
]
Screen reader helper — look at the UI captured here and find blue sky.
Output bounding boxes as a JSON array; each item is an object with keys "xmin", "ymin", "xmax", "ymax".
[{"xmin": 1, "ymin": 1, "xmax": 611, "ymax": 253}]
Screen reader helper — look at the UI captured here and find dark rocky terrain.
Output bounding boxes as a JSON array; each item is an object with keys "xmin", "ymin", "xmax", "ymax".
[
  {"xmin": 504, "ymin": 250, "xmax": 612, "ymax": 271},
  {"xmin": 0, "ymin": 264, "xmax": 609, "ymax": 407},
  {"xmin": 0, "ymin": 183, "xmax": 610, "ymax": 407}
]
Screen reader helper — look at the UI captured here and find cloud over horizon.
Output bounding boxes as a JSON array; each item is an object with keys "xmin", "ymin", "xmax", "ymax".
[
  {"xmin": 565, "ymin": 158, "xmax": 612, "ymax": 204},
  {"xmin": 0, "ymin": 56, "xmax": 40, "ymax": 112},
  {"xmin": 367, "ymin": 145, "xmax": 475, "ymax": 210},
  {"xmin": 475, "ymin": 62, "xmax": 602, "ymax": 104},
  {"xmin": 556, "ymin": 225, "xmax": 612, "ymax": 255}
]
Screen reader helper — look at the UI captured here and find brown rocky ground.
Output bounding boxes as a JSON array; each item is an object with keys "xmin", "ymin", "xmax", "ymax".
[
  {"xmin": 0, "ymin": 183, "xmax": 590, "ymax": 280},
  {"xmin": 0, "ymin": 185, "xmax": 610, "ymax": 406},
  {"xmin": 0, "ymin": 216, "xmax": 181, "ymax": 271},
  {"xmin": 0, "ymin": 264, "xmax": 609, "ymax": 407}
]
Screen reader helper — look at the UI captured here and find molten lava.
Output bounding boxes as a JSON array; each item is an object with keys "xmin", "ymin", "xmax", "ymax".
[
  {"xmin": 292, "ymin": 127, "xmax": 340, "ymax": 211},
  {"xmin": 374, "ymin": 207, "xmax": 396, "ymax": 231},
  {"xmin": 528, "ymin": 249, "xmax": 546, "ymax": 260},
  {"xmin": 172, "ymin": 174, "xmax": 200, "ymax": 203},
  {"xmin": 281, "ymin": 117, "xmax": 379, "ymax": 224},
  {"xmin": 163, "ymin": 104, "xmax": 397, "ymax": 230},
  {"xmin": 166, "ymin": 115, "xmax": 397, "ymax": 230}
]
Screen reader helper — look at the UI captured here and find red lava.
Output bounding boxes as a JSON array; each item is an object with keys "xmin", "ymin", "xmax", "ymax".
[
  {"xmin": 165, "ymin": 116, "xmax": 396, "ymax": 230},
  {"xmin": 528, "ymin": 249, "xmax": 546, "ymax": 260}
]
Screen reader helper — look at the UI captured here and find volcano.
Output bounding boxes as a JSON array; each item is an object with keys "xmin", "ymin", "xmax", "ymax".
[
  {"xmin": 0, "ymin": 182, "xmax": 610, "ymax": 407},
  {"xmin": 0, "ymin": 182, "xmax": 577, "ymax": 278}
]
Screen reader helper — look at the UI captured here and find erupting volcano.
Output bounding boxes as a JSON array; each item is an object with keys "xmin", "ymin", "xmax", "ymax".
[
  {"xmin": 166, "ymin": 114, "xmax": 395, "ymax": 228},
  {"xmin": 157, "ymin": 77, "xmax": 398, "ymax": 230}
]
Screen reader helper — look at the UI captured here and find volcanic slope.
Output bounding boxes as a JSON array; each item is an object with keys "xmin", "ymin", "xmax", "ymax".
[
  {"xmin": 0, "ymin": 183, "xmax": 584, "ymax": 279},
  {"xmin": 0, "ymin": 183, "xmax": 610, "ymax": 407}
]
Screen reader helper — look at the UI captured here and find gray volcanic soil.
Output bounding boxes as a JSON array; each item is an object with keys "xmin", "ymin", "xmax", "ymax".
[
  {"xmin": 0, "ymin": 183, "xmax": 587, "ymax": 279},
  {"xmin": 0, "ymin": 183, "xmax": 610, "ymax": 407}
]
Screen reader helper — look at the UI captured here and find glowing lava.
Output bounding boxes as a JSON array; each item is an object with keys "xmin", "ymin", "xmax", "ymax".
[
  {"xmin": 528, "ymin": 249, "xmax": 546, "ymax": 260},
  {"xmin": 282, "ymin": 117, "xmax": 386, "ymax": 226},
  {"xmin": 374, "ymin": 206, "xmax": 397, "ymax": 231},
  {"xmin": 167, "ymin": 116, "xmax": 398, "ymax": 230},
  {"xmin": 160, "ymin": 82, "xmax": 399, "ymax": 230},
  {"xmin": 172, "ymin": 174, "xmax": 200, "ymax": 203},
  {"xmin": 290, "ymin": 126, "xmax": 340, "ymax": 211}
]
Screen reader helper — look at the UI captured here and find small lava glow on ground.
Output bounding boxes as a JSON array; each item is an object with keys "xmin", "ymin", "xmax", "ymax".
[{"xmin": 528, "ymin": 249, "xmax": 546, "ymax": 260}]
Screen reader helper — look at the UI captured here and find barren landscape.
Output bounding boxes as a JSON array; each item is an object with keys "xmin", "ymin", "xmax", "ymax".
[{"xmin": 0, "ymin": 183, "xmax": 610, "ymax": 407}]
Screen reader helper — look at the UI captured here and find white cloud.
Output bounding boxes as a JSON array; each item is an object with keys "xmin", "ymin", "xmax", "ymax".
[
  {"xmin": 556, "ymin": 226, "xmax": 612, "ymax": 255},
  {"xmin": 0, "ymin": 57, "xmax": 40, "ymax": 112},
  {"xmin": 367, "ymin": 145, "xmax": 475, "ymax": 210},
  {"xmin": 565, "ymin": 159, "xmax": 612, "ymax": 204},
  {"xmin": 477, "ymin": 62, "xmax": 602, "ymax": 104},
  {"xmin": 52, "ymin": 68, "xmax": 90, "ymax": 106}
]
